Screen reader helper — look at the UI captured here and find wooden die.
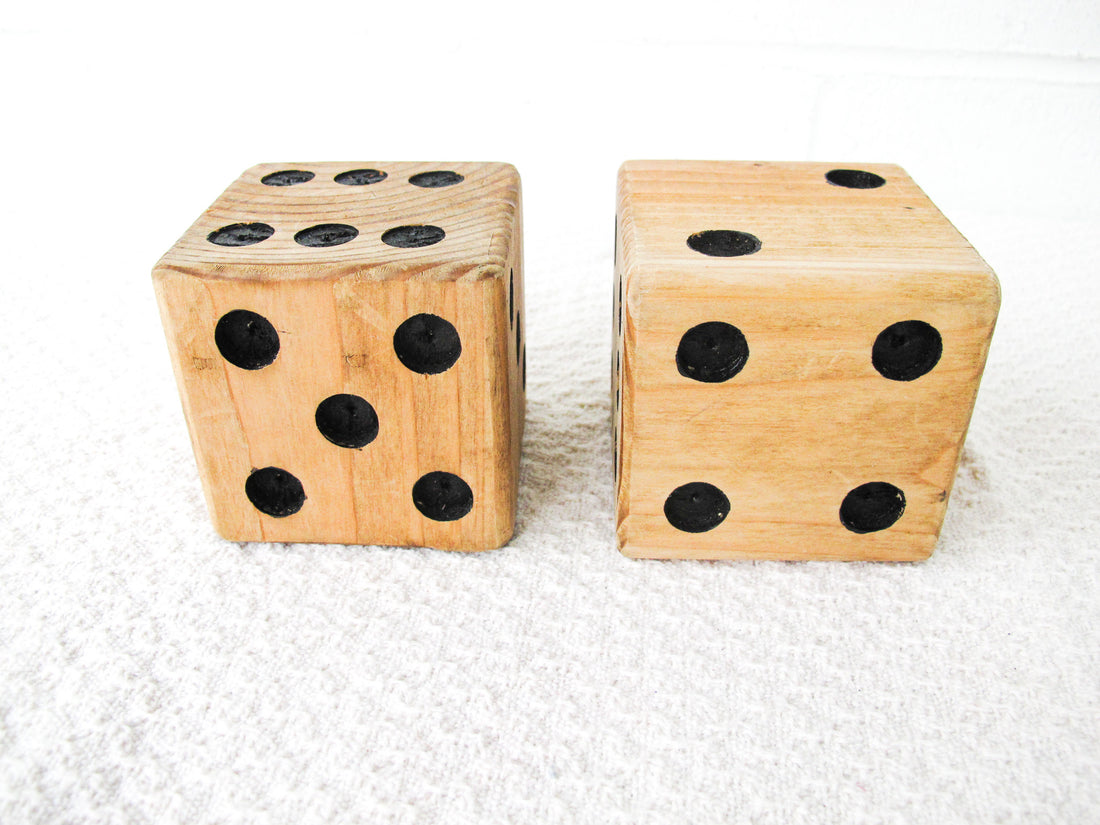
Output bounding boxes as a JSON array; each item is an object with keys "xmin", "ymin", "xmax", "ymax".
[
  {"xmin": 613, "ymin": 161, "xmax": 1000, "ymax": 560},
  {"xmin": 154, "ymin": 162, "xmax": 524, "ymax": 550}
]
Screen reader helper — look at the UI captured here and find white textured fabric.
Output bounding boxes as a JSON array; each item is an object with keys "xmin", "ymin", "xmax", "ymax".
[
  {"xmin": 1, "ymin": 208, "xmax": 1097, "ymax": 824},
  {"xmin": 2, "ymin": 11, "xmax": 1099, "ymax": 822}
]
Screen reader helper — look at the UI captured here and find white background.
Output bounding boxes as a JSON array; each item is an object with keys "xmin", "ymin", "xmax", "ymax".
[{"xmin": 1, "ymin": 1, "xmax": 1098, "ymax": 823}]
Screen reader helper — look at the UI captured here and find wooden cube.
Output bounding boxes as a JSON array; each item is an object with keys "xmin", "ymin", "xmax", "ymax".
[
  {"xmin": 153, "ymin": 162, "xmax": 524, "ymax": 550},
  {"xmin": 613, "ymin": 161, "xmax": 1000, "ymax": 561}
]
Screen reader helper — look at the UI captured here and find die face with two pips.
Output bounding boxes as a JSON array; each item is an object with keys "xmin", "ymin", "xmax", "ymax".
[
  {"xmin": 153, "ymin": 162, "xmax": 524, "ymax": 550},
  {"xmin": 614, "ymin": 160, "xmax": 1000, "ymax": 561}
]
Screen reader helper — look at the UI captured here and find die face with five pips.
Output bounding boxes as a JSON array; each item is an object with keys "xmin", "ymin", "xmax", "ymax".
[
  {"xmin": 153, "ymin": 162, "xmax": 524, "ymax": 550},
  {"xmin": 613, "ymin": 160, "xmax": 1000, "ymax": 561}
]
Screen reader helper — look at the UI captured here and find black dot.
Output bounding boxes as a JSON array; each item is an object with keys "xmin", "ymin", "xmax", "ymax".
[
  {"xmin": 261, "ymin": 170, "xmax": 314, "ymax": 186},
  {"xmin": 686, "ymin": 230, "xmax": 761, "ymax": 257},
  {"xmin": 408, "ymin": 171, "xmax": 464, "ymax": 188},
  {"xmin": 315, "ymin": 394, "xmax": 379, "ymax": 449},
  {"xmin": 245, "ymin": 467, "xmax": 306, "ymax": 517},
  {"xmin": 393, "ymin": 313, "xmax": 461, "ymax": 374},
  {"xmin": 381, "ymin": 225, "xmax": 446, "ymax": 248},
  {"xmin": 294, "ymin": 224, "xmax": 358, "ymax": 247},
  {"xmin": 872, "ymin": 320, "xmax": 942, "ymax": 381},
  {"xmin": 664, "ymin": 482, "xmax": 730, "ymax": 533},
  {"xmin": 208, "ymin": 222, "xmax": 274, "ymax": 247},
  {"xmin": 335, "ymin": 168, "xmax": 387, "ymax": 185},
  {"xmin": 412, "ymin": 471, "xmax": 473, "ymax": 521},
  {"xmin": 840, "ymin": 482, "xmax": 905, "ymax": 533},
  {"xmin": 214, "ymin": 309, "xmax": 280, "ymax": 370},
  {"xmin": 509, "ymin": 269, "xmax": 515, "ymax": 322},
  {"xmin": 826, "ymin": 169, "xmax": 886, "ymax": 189},
  {"xmin": 616, "ymin": 276, "xmax": 623, "ymax": 335},
  {"xmin": 613, "ymin": 214, "xmax": 618, "ymax": 268},
  {"xmin": 676, "ymin": 321, "xmax": 749, "ymax": 383},
  {"xmin": 515, "ymin": 314, "xmax": 521, "ymax": 364}
]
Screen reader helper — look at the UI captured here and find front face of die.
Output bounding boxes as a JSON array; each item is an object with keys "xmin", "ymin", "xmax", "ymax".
[
  {"xmin": 154, "ymin": 163, "xmax": 523, "ymax": 550},
  {"xmin": 615, "ymin": 161, "xmax": 1000, "ymax": 560}
]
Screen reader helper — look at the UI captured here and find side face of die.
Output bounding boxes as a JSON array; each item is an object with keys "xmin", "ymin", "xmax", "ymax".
[
  {"xmin": 614, "ymin": 160, "xmax": 1000, "ymax": 561},
  {"xmin": 154, "ymin": 162, "xmax": 525, "ymax": 550}
]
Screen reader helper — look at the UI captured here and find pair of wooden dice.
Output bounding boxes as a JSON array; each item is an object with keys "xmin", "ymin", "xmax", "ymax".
[{"xmin": 153, "ymin": 161, "xmax": 999, "ymax": 560}]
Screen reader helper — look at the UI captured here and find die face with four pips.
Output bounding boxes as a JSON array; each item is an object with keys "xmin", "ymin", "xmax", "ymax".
[
  {"xmin": 153, "ymin": 162, "xmax": 524, "ymax": 550},
  {"xmin": 614, "ymin": 160, "xmax": 1000, "ymax": 561}
]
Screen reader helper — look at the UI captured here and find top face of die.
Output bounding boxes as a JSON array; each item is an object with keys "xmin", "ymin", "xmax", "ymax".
[
  {"xmin": 156, "ymin": 162, "xmax": 519, "ymax": 278},
  {"xmin": 618, "ymin": 160, "xmax": 998, "ymax": 300}
]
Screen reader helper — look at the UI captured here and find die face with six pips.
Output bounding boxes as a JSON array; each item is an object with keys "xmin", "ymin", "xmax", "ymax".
[
  {"xmin": 153, "ymin": 162, "xmax": 524, "ymax": 550},
  {"xmin": 613, "ymin": 160, "xmax": 1000, "ymax": 561}
]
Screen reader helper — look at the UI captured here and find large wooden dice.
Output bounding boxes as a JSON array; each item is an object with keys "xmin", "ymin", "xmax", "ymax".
[
  {"xmin": 613, "ymin": 161, "xmax": 1000, "ymax": 561},
  {"xmin": 154, "ymin": 162, "xmax": 524, "ymax": 550}
]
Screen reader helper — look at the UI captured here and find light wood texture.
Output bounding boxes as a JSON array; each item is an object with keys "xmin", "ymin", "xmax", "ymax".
[
  {"xmin": 154, "ymin": 162, "xmax": 523, "ymax": 550},
  {"xmin": 614, "ymin": 160, "xmax": 1000, "ymax": 560}
]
